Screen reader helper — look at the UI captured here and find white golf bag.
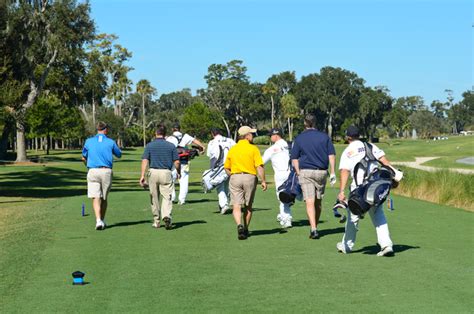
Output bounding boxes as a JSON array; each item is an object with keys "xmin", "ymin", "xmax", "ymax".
[{"xmin": 202, "ymin": 166, "xmax": 228, "ymax": 193}]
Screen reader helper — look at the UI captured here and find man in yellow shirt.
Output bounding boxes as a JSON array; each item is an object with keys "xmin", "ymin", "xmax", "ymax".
[{"xmin": 224, "ymin": 126, "xmax": 267, "ymax": 240}]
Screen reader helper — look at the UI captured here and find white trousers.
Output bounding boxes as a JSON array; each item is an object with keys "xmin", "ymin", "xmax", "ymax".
[
  {"xmin": 171, "ymin": 164, "xmax": 189, "ymax": 203},
  {"xmin": 216, "ymin": 179, "xmax": 229, "ymax": 208},
  {"xmin": 275, "ymin": 170, "xmax": 292, "ymax": 221},
  {"xmin": 342, "ymin": 204, "xmax": 393, "ymax": 251}
]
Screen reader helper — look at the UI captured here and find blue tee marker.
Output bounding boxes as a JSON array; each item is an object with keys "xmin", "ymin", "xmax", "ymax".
[
  {"xmin": 72, "ymin": 271, "xmax": 85, "ymax": 285},
  {"xmin": 388, "ymin": 197, "xmax": 394, "ymax": 211},
  {"xmin": 81, "ymin": 203, "xmax": 85, "ymax": 217}
]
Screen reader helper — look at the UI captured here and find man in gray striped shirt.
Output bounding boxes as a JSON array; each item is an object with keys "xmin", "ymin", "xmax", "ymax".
[{"xmin": 140, "ymin": 124, "xmax": 180, "ymax": 230}]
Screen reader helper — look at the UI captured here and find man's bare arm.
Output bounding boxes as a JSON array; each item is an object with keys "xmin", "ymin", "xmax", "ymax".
[
  {"xmin": 257, "ymin": 165, "xmax": 267, "ymax": 191},
  {"xmin": 338, "ymin": 169, "xmax": 350, "ymax": 202},
  {"xmin": 292, "ymin": 159, "xmax": 300, "ymax": 176},
  {"xmin": 140, "ymin": 159, "xmax": 149, "ymax": 186}
]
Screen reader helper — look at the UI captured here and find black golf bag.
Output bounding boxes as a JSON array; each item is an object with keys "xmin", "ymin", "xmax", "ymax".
[
  {"xmin": 278, "ymin": 167, "xmax": 302, "ymax": 205},
  {"xmin": 348, "ymin": 142, "xmax": 394, "ymax": 217}
]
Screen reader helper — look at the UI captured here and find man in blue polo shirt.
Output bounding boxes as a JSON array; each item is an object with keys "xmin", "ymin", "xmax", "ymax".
[
  {"xmin": 291, "ymin": 114, "xmax": 336, "ymax": 239},
  {"xmin": 140, "ymin": 124, "xmax": 180, "ymax": 230},
  {"xmin": 82, "ymin": 121, "xmax": 122, "ymax": 230}
]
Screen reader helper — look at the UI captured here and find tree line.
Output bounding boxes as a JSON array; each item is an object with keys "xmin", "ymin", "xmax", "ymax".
[{"xmin": 1, "ymin": 1, "xmax": 473, "ymax": 161}]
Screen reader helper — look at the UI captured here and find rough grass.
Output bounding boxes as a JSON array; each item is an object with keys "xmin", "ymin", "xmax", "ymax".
[{"xmin": 393, "ymin": 167, "xmax": 474, "ymax": 211}]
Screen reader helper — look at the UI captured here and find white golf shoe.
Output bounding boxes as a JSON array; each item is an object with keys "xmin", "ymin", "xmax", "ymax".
[
  {"xmin": 337, "ymin": 242, "xmax": 350, "ymax": 254},
  {"xmin": 95, "ymin": 220, "xmax": 105, "ymax": 231},
  {"xmin": 282, "ymin": 218, "xmax": 292, "ymax": 228},
  {"xmin": 220, "ymin": 205, "xmax": 230, "ymax": 215},
  {"xmin": 276, "ymin": 214, "xmax": 282, "ymax": 222},
  {"xmin": 377, "ymin": 246, "xmax": 394, "ymax": 257}
]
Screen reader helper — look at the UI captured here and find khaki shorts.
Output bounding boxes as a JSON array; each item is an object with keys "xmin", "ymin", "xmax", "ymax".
[
  {"xmin": 299, "ymin": 169, "xmax": 327, "ymax": 200},
  {"xmin": 229, "ymin": 173, "xmax": 258, "ymax": 207},
  {"xmin": 87, "ymin": 168, "xmax": 112, "ymax": 200}
]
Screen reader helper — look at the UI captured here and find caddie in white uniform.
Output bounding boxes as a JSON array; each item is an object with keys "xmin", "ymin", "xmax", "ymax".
[
  {"xmin": 166, "ymin": 123, "xmax": 205, "ymax": 205},
  {"xmin": 337, "ymin": 125, "xmax": 402, "ymax": 257},
  {"xmin": 262, "ymin": 128, "xmax": 292, "ymax": 228},
  {"xmin": 206, "ymin": 128, "xmax": 236, "ymax": 214}
]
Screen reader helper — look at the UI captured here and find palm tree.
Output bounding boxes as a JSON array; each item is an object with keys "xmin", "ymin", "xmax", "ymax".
[
  {"xmin": 263, "ymin": 81, "xmax": 278, "ymax": 128},
  {"xmin": 136, "ymin": 79, "xmax": 156, "ymax": 147}
]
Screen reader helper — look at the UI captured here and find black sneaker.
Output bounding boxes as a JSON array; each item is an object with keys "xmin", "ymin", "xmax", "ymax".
[
  {"xmin": 237, "ymin": 224, "xmax": 247, "ymax": 240},
  {"xmin": 163, "ymin": 217, "xmax": 172, "ymax": 230},
  {"xmin": 309, "ymin": 230, "xmax": 320, "ymax": 239},
  {"xmin": 244, "ymin": 228, "xmax": 250, "ymax": 238}
]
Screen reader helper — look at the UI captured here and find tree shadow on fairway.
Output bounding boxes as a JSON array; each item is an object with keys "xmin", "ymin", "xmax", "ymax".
[
  {"xmin": 107, "ymin": 220, "xmax": 151, "ymax": 229},
  {"xmin": 0, "ymin": 166, "xmax": 142, "ymax": 199},
  {"xmin": 353, "ymin": 244, "xmax": 420, "ymax": 256},
  {"xmin": 172, "ymin": 220, "xmax": 207, "ymax": 229}
]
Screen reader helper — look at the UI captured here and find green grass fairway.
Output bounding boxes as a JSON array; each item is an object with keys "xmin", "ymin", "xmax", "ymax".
[
  {"xmin": 373, "ymin": 136, "xmax": 474, "ymax": 169},
  {"xmin": 1, "ymin": 149, "xmax": 473, "ymax": 312}
]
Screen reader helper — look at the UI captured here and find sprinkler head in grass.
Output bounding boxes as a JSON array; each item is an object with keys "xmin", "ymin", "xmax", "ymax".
[{"xmin": 72, "ymin": 271, "xmax": 85, "ymax": 285}]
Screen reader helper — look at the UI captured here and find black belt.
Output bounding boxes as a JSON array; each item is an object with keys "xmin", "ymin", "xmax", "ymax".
[
  {"xmin": 233, "ymin": 172, "xmax": 254, "ymax": 175},
  {"xmin": 302, "ymin": 168, "xmax": 327, "ymax": 171},
  {"xmin": 97, "ymin": 167, "xmax": 111, "ymax": 169}
]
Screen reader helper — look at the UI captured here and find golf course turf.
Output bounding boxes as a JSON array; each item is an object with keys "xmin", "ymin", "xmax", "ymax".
[{"xmin": 1, "ymin": 148, "xmax": 473, "ymax": 312}]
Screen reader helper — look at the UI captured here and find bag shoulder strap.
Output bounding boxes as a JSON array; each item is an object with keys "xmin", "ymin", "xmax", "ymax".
[
  {"xmin": 363, "ymin": 142, "xmax": 377, "ymax": 162},
  {"xmin": 354, "ymin": 141, "xmax": 379, "ymax": 186}
]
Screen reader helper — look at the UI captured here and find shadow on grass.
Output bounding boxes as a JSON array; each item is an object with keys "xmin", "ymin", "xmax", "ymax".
[
  {"xmin": 0, "ymin": 166, "xmax": 142, "ymax": 199},
  {"xmin": 172, "ymin": 220, "xmax": 207, "ymax": 229},
  {"xmin": 353, "ymin": 244, "xmax": 420, "ymax": 256},
  {"xmin": 107, "ymin": 220, "xmax": 151, "ymax": 229},
  {"xmin": 292, "ymin": 219, "xmax": 327, "ymax": 227},
  {"xmin": 319, "ymin": 227, "xmax": 345, "ymax": 237},
  {"xmin": 0, "ymin": 200, "xmax": 31, "ymax": 204},
  {"xmin": 249, "ymin": 228, "xmax": 283, "ymax": 236},
  {"xmin": 252, "ymin": 207, "xmax": 271, "ymax": 212},
  {"xmin": 185, "ymin": 199, "xmax": 213, "ymax": 204}
]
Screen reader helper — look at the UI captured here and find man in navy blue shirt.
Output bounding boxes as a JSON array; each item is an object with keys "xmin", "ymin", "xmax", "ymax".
[
  {"xmin": 140, "ymin": 124, "xmax": 180, "ymax": 230},
  {"xmin": 291, "ymin": 114, "xmax": 336, "ymax": 239},
  {"xmin": 82, "ymin": 122, "xmax": 122, "ymax": 230}
]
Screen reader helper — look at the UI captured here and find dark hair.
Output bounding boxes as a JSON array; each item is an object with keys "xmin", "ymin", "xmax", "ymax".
[
  {"xmin": 345, "ymin": 125, "xmax": 360, "ymax": 138},
  {"xmin": 156, "ymin": 124, "xmax": 166, "ymax": 136},
  {"xmin": 304, "ymin": 114, "xmax": 315, "ymax": 128},
  {"xmin": 96, "ymin": 121, "xmax": 108, "ymax": 131},
  {"xmin": 172, "ymin": 122, "xmax": 180, "ymax": 130},
  {"xmin": 211, "ymin": 128, "xmax": 221, "ymax": 135}
]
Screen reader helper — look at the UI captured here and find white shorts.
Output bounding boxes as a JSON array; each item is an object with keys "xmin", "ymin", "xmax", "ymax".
[{"xmin": 87, "ymin": 168, "xmax": 112, "ymax": 200}]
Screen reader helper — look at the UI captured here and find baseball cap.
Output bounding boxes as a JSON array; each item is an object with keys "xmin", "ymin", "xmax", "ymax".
[
  {"xmin": 345, "ymin": 125, "xmax": 360, "ymax": 137},
  {"xmin": 238, "ymin": 126, "xmax": 257, "ymax": 136},
  {"xmin": 268, "ymin": 128, "xmax": 281, "ymax": 136}
]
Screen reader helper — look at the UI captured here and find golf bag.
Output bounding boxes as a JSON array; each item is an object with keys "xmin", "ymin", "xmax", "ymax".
[
  {"xmin": 202, "ymin": 166, "xmax": 228, "ymax": 192},
  {"xmin": 278, "ymin": 168, "xmax": 302, "ymax": 205},
  {"xmin": 177, "ymin": 147, "xmax": 199, "ymax": 163},
  {"xmin": 201, "ymin": 145, "xmax": 229, "ymax": 192},
  {"xmin": 348, "ymin": 142, "xmax": 394, "ymax": 216}
]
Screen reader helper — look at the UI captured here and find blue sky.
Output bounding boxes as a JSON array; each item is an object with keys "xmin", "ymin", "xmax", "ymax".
[{"xmin": 90, "ymin": 0, "xmax": 472, "ymax": 105}]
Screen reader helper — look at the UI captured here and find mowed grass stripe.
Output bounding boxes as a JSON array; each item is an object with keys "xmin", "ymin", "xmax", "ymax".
[{"xmin": 2, "ymin": 188, "xmax": 473, "ymax": 312}]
